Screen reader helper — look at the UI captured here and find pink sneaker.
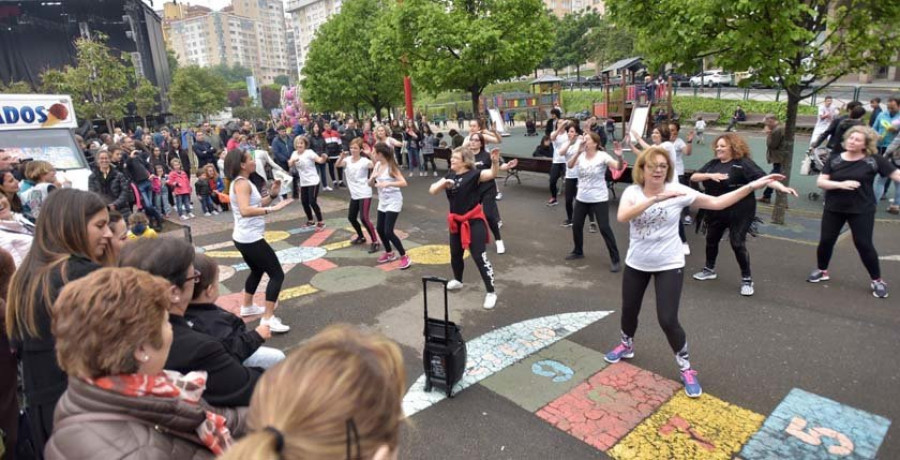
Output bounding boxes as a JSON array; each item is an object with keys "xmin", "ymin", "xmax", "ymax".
[
  {"xmin": 377, "ymin": 252, "xmax": 396, "ymax": 264},
  {"xmin": 398, "ymin": 255, "xmax": 412, "ymax": 270}
]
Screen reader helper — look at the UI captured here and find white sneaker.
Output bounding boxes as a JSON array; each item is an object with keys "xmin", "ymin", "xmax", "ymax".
[
  {"xmin": 408, "ymin": 172, "xmax": 414, "ymax": 177},
  {"xmin": 496, "ymin": 192, "xmax": 503, "ymax": 200},
  {"xmin": 261, "ymin": 315, "xmax": 290, "ymax": 333},
  {"xmin": 496, "ymin": 240, "xmax": 506, "ymax": 254},
  {"xmin": 212, "ymin": 210, "xmax": 220, "ymax": 215},
  {"xmin": 180, "ymin": 215, "xmax": 188, "ymax": 221},
  {"xmin": 240, "ymin": 305, "xmax": 266, "ymax": 317},
  {"xmin": 324, "ymin": 186, "xmax": 333, "ymax": 191},
  {"xmin": 483, "ymin": 292, "xmax": 498, "ymax": 310},
  {"xmin": 188, "ymin": 213, "xmax": 196, "ymax": 218},
  {"xmin": 683, "ymin": 243, "xmax": 691, "ymax": 255},
  {"xmin": 433, "ymin": 171, "xmax": 438, "ymax": 177},
  {"xmin": 447, "ymin": 280, "xmax": 464, "ymax": 291},
  {"xmin": 204, "ymin": 212, "xmax": 212, "ymax": 217}
]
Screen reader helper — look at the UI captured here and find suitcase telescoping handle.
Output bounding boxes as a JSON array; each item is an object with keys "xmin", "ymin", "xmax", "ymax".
[{"xmin": 422, "ymin": 276, "xmax": 450, "ymax": 337}]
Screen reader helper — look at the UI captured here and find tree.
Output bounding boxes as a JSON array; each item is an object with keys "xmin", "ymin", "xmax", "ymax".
[
  {"xmin": 169, "ymin": 65, "xmax": 228, "ymax": 122},
  {"xmin": 261, "ymin": 86, "xmax": 281, "ymax": 110},
  {"xmin": 0, "ymin": 80, "xmax": 33, "ymax": 93},
  {"xmin": 549, "ymin": 10, "xmax": 602, "ymax": 77},
  {"xmin": 210, "ymin": 63, "xmax": 254, "ymax": 85},
  {"xmin": 166, "ymin": 48, "xmax": 180, "ymax": 74},
  {"xmin": 302, "ymin": 0, "xmax": 403, "ymax": 117},
  {"xmin": 383, "ymin": 0, "xmax": 555, "ymax": 114},
  {"xmin": 585, "ymin": 17, "xmax": 635, "ymax": 69},
  {"xmin": 274, "ymin": 75, "xmax": 291, "ymax": 86},
  {"xmin": 607, "ymin": 0, "xmax": 900, "ymax": 224},
  {"xmin": 133, "ymin": 77, "xmax": 159, "ymax": 129},
  {"xmin": 227, "ymin": 89, "xmax": 250, "ymax": 108}
]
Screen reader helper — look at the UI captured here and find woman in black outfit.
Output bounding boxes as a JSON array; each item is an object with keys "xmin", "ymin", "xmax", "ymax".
[
  {"xmin": 5, "ymin": 189, "xmax": 114, "ymax": 455},
  {"xmin": 430, "ymin": 147, "xmax": 502, "ymax": 310},
  {"xmin": 807, "ymin": 126, "xmax": 900, "ymax": 298},
  {"xmin": 690, "ymin": 133, "xmax": 796, "ymax": 296},
  {"xmin": 467, "ymin": 133, "xmax": 516, "ymax": 254},
  {"xmin": 308, "ymin": 121, "xmax": 330, "ymax": 190}
]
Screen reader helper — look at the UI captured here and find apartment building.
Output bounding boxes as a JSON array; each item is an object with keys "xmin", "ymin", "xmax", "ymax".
[
  {"xmin": 544, "ymin": 0, "xmax": 604, "ymax": 18},
  {"xmin": 286, "ymin": 0, "xmax": 344, "ymax": 76},
  {"xmin": 162, "ymin": 0, "xmax": 290, "ymax": 84}
]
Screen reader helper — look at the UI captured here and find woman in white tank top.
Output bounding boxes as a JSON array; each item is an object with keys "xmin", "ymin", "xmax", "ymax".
[{"xmin": 225, "ymin": 149, "xmax": 293, "ymax": 333}]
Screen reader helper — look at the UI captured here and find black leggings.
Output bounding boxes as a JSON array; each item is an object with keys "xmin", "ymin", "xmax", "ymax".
[
  {"xmin": 481, "ymin": 188, "xmax": 503, "ymax": 240},
  {"xmin": 621, "ymin": 265, "xmax": 686, "ymax": 353},
  {"xmin": 377, "ymin": 210, "xmax": 405, "ymax": 255},
  {"xmin": 704, "ymin": 212, "xmax": 753, "ymax": 278},
  {"xmin": 549, "ymin": 163, "xmax": 565, "ymax": 199},
  {"xmin": 572, "ymin": 200, "xmax": 620, "ymax": 261},
  {"xmin": 349, "ymin": 198, "xmax": 377, "ymax": 241},
  {"xmin": 816, "ymin": 209, "xmax": 880, "ymax": 279},
  {"xmin": 234, "ymin": 239, "xmax": 285, "ymax": 303},
  {"xmin": 564, "ymin": 178, "xmax": 578, "ymax": 221},
  {"xmin": 300, "ymin": 185, "xmax": 323, "ymax": 222},
  {"xmin": 450, "ymin": 219, "xmax": 495, "ymax": 293},
  {"xmin": 327, "ymin": 158, "xmax": 343, "ymax": 182},
  {"xmin": 423, "ymin": 154, "xmax": 437, "ymax": 172}
]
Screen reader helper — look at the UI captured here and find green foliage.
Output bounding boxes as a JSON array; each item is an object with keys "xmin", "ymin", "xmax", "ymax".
[
  {"xmin": 584, "ymin": 17, "xmax": 635, "ymax": 69},
  {"xmin": 0, "ymin": 80, "xmax": 33, "ymax": 93},
  {"xmin": 133, "ymin": 77, "xmax": 159, "ymax": 122},
  {"xmin": 560, "ymin": 90, "xmax": 605, "ymax": 112},
  {"xmin": 232, "ymin": 106, "xmax": 269, "ymax": 121},
  {"xmin": 303, "ymin": 0, "xmax": 403, "ymax": 114},
  {"xmin": 670, "ymin": 96, "xmax": 816, "ymax": 123},
  {"xmin": 169, "ymin": 66, "xmax": 228, "ymax": 121},
  {"xmin": 383, "ymin": 0, "xmax": 555, "ymax": 114},
  {"xmin": 274, "ymin": 75, "xmax": 291, "ymax": 87},
  {"xmin": 166, "ymin": 48, "xmax": 180, "ymax": 74},
  {"xmin": 484, "ymin": 81, "xmax": 531, "ymax": 95},
  {"xmin": 209, "ymin": 64, "xmax": 253, "ymax": 85},
  {"xmin": 549, "ymin": 10, "xmax": 601, "ymax": 72}
]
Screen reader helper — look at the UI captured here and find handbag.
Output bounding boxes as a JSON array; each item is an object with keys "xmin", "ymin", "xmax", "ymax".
[{"xmin": 610, "ymin": 159, "xmax": 629, "ymax": 181}]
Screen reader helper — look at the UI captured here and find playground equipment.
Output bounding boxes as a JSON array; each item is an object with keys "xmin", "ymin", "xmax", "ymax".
[{"xmin": 593, "ymin": 77, "xmax": 674, "ymax": 140}]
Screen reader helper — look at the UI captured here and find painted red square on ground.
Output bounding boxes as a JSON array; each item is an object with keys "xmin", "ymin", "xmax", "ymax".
[
  {"xmin": 300, "ymin": 228, "xmax": 335, "ymax": 247},
  {"xmin": 304, "ymin": 258, "xmax": 338, "ymax": 272},
  {"xmin": 536, "ymin": 362, "xmax": 681, "ymax": 451}
]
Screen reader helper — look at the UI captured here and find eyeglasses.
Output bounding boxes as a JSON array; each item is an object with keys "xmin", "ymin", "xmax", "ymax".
[
  {"xmin": 346, "ymin": 418, "xmax": 360, "ymax": 460},
  {"xmin": 185, "ymin": 269, "xmax": 201, "ymax": 284},
  {"xmin": 645, "ymin": 163, "xmax": 669, "ymax": 171}
]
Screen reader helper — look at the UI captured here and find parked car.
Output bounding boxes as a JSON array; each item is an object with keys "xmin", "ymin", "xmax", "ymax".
[
  {"xmin": 571, "ymin": 110, "xmax": 591, "ymax": 121},
  {"xmin": 689, "ymin": 71, "xmax": 732, "ymax": 87},
  {"xmin": 665, "ymin": 72, "xmax": 691, "ymax": 87}
]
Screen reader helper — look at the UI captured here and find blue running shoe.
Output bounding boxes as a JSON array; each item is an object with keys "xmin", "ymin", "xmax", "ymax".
[
  {"xmin": 604, "ymin": 343, "xmax": 634, "ymax": 364},
  {"xmin": 681, "ymin": 368, "xmax": 703, "ymax": 398}
]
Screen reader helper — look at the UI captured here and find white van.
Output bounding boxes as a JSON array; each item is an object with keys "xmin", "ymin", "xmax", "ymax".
[{"xmin": 0, "ymin": 94, "xmax": 91, "ymax": 190}]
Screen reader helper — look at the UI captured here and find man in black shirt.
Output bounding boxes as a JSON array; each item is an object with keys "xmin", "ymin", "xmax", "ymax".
[{"xmin": 725, "ymin": 106, "xmax": 747, "ymax": 132}]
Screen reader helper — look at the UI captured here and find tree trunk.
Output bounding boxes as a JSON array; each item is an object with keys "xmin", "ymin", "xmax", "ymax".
[
  {"xmin": 470, "ymin": 87, "xmax": 481, "ymax": 120},
  {"xmin": 143, "ymin": 115, "xmax": 148, "ymax": 130},
  {"xmin": 771, "ymin": 90, "xmax": 800, "ymax": 225}
]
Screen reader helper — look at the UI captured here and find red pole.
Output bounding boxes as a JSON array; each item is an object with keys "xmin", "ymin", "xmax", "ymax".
[{"xmin": 404, "ymin": 75, "xmax": 414, "ymax": 119}]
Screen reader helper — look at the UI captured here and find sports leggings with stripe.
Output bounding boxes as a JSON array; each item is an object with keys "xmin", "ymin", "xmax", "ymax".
[
  {"xmin": 449, "ymin": 219, "xmax": 495, "ymax": 293},
  {"xmin": 348, "ymin": 198, "xmax": 377, "ymax": 242}
]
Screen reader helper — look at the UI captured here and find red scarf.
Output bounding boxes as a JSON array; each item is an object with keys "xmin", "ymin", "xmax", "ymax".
[
  {"xmin": 447, "ymin": 204, "xmax": 490, "ymax": 250},
  {"xmin": 86, "ymin": 370, "xmax": 233, "ymax": 455}
]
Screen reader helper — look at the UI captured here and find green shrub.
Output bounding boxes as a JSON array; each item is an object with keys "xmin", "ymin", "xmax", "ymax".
[
  {"xmin": 232, "ymin": 106, "xmax": 269, "ymax": 121},
  {"xmin": 671, "ymin": 96, "xmax": 817, "ymax": 124},
  {"xmin": 560, "ymin": 90, "xmax": 605, "ymax": 113}
]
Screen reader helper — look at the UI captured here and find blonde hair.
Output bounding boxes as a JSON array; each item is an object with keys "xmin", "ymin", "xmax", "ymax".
[
  {"xmin": 451, "ymin": 147, "xmax": 475, "ymax": 170},
  {"xmin": 843, "ymin": 125, "xmax": 879, "ymax": 156},
  {"xmin": 52, "ymin": 267, "xmax": 170, "ymax": 378},
  {"xmin": 632, "ymin": 146, "xmax": 674, "ymax": 185},
  {"xmin": 221, "ymin": 325, "xmax": 406, "ymax": 460},
  {"xmin": 25, "ymin": 160, "xmax": 54, "ymax": 182},
  {"xmin": 127, "ymin": 211, "xmax": 149, "ymax": 227}
]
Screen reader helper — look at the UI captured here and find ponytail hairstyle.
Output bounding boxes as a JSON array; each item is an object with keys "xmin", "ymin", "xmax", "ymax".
[
  {"xmin": 373, "ymin": 142, "xmax": 400, "ymax": 176},
  {"xmin": 220, "ymin": 325, "xmax": 406, "ymax": 460}
]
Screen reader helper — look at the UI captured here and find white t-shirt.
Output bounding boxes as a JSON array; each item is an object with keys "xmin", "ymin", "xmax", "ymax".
[
  {"xmin": 375, "ymin": 162, "xmax": 403, "ymax": 212},
  {"xmin": 552, "ymin": 135, "xmax": 569, "ymax": 164},
  {"xmin": 345, "ymin": 156, "xmax": 373, "ymax": 200},
  {"xmin": 291, "ymin": 149, "xmax": 321, "ymax": 187},
  {"xmin": 230, "ymin": 176, "xmax": 266, "ymax": 244},
  {"xmin": 815, "ymin": 104, "xmax": 838, "ymax": 132},
  {"xmin": 575, "ymin": 151, "xmax": 614, "ymax": 203},
  {"xmin": 671, "ymin": 138, "xmax": 687, "ymax": 177},
  {"xmin": 659, "ymin": 141, "xmax": 678, "ymax": 183},
  {"xmin": 694, "ymin": 120, "xmax": 706, "ymax": 131},
  {"xmin": 564, "ymin": 140, "xmax": 583, "ymax": 179},
  {"xmin": 622, "ymin": 182, "xmax": 699, "ymax": 272}
]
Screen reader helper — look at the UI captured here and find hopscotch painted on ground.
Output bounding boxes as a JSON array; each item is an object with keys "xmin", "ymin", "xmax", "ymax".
[{"xmin": 403, "ymin": 312, "xmax": 892, "ymax": 460}]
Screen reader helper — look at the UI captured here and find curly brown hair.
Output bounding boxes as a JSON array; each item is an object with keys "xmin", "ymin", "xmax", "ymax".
[
  {"xmin": 713, "ymin": 133, "xmax": 751, "ymax": 159},
  {"xmin": 52, "ymin": 267, "xmax": 170, "ymax": 378}
]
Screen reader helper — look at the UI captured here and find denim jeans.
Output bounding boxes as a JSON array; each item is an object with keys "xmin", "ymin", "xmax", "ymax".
[
  {"xmin": 174, "ymin": 194, "xmax": 192, "ymax": 215},
  {"xmin": 153, "ymin": 184, "xmax": 172, "ymax": 215},
  {"xmin": 136, "ymin": 180, "xmax": 161, "ymax": 221},
  {"xmin": 242, "ymin": 346, "xmax": 285, "ymax": 370},
  {"xmin": 407, "ymin": 147, "xmax": 422, "ymax": 171},
  {"xmin": 874, "ymin": 174, "xmax": 900, "ymax": 205}
]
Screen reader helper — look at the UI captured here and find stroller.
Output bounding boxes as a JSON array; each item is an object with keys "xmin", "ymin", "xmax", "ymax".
[{"xmin": 801, "ymin": 146, "xmax": 829, "ymax": 201}]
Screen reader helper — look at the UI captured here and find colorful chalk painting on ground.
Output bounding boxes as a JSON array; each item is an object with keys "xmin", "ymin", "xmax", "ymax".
[{"xmin": 403, "ymin": 314, "xmax": 893, "ymax": 459}]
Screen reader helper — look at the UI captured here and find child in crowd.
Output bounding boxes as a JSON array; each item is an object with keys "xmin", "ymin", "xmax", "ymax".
[
  {"xmin": 126, "ymin": 211, "xmax": 158, "ymax": 239},
  {"xmin": 150, "ymin": 164, "xmax": 172, "ymax": 216},
  {"xmin": 195, "ymin": 169, "xmax": 217, "ymax": 216},
  {"xmin": 166, "ymin": 158, "xmax": 194, "ymax": 220},
  {"xmin": 695, "ymin": 116, "xmax": 707, "ymax": 144},
  {"xmin": 205, "ymin": 164, "xmax": 228, "ymax": 212},
  {"xmin": 185, "ymin": 253, "xmax": 285, "ymax": 369},
  {"xmin": 18, "ymin": 160, "xmax": 59, "ymax": 219},
  {"xmin": 605, "ymin": 118, "xmax": 616, "ymax": 141},
  {"xmin": 217, "ymin": 150, "xmax": 226, "ymax": 176}
]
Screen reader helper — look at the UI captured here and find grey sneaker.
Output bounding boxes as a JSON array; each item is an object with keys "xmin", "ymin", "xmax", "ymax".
[
  {"xmin": 872, "ymin": 280, "xmax": 889, "ymax": 298},
  {"xmin": 589, "ymin": 222, "xmax": 598, "ymax": 233},
  {"xmin": 740, "ymin": 279, "xmax": 755, "ymax": 296},
  {"xmin": 692, "ymin": 267, "xmax": 717, "ymax": 281},
  {"xmin": 807, "ymin": 269, "xmax": 830, "ymax": 283}
]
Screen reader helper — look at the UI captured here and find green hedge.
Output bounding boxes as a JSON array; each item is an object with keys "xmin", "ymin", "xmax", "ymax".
[
  {"xmin": 671, "ymin": 96, "xmax": 817, "ymax": 123},
  {"xmin": 560, "ymin": 90, "xmax": 605, "ymax": 113}
]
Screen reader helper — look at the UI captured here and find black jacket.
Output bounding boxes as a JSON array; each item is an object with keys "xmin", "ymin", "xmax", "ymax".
[
  {"xmin": 813, "ymin": 115, "xmax": 864, "ymax": 157},
  {"xmin": 13, "ymin": 255, "xmax": 103, "ymax": 452},
  {"xmin": 125, "ymin": 155, "xmax": 152, "ymax": 183},
  {"xmin": 164, "ymin": 315, "xmax": 261, "ymax": 407},
  {"xmin": 192, "ymin": 141, "xmax": 217, "ymax": 168},
  {"xmin": 533, "ymin": 143, "xmax": 554, "ymax": 158},
  {"xmin": 88, "ymin": 167, "xmax": 131, "ymax": 211},
  {"xmin": 184, "ymin": 303, "xmax": 264, "ymax": 362},
  {"xmin": 309, "ymin": 134, "xmax": 327, "ymax": 155}
]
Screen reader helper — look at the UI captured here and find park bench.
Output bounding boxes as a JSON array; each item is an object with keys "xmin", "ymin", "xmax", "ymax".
[
  {"xmin": 691, "ymin": 112, "xmax": 721, "ymax": 125},
  {"xmin": 737, "ymin": 113, "xmax": 767, "ymax": 128}
]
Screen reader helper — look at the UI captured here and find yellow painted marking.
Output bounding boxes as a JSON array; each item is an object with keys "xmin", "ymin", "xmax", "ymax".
[
  {"xmin": 205, "ymin": 250, "xmax": 244, "ymax": 258},
  {"xmin": 608, "ymin": 393, "xmax": 764, "ymax": 460},
  {"xmin": 278, "ymin": 284, "xmax": 318, "ymax": 301},
  {"xmin": 264, "ymin": 231, "xmax": 290, "ymax": 243},
  {"xmin": 405, "ymin": 244, "xmax": 469, "ymax": 265},
  {"xmin": 322, "ymin": 240, "xmax": 353, "ymax": 251}
]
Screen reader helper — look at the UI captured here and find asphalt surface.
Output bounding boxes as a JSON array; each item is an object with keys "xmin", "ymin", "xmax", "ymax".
[{"xmin": 188, "ymin": 128, "xmax": 900, "ymax": 459}]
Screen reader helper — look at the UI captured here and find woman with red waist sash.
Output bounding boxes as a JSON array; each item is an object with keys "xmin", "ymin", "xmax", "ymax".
[{"xmin": 429, "ymin": 147, "xmax": 501, "ymax": 310}]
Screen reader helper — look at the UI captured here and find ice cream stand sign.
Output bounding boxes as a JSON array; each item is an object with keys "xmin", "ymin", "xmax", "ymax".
[{"xmin": 0, "ymin": 94, "xmax": 77, "ymax": 131}]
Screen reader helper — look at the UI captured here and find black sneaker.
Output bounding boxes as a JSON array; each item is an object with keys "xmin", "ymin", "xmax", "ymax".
[
  {"xmin": 561, "ymin": 220, "xmax": 573, "ymax": 228},
  {"xmin": 350, "ymin": 236, "xmax": 366, "ymax": 245},
  {"xmin": 565, "ymin": 252, "xmax": 584, "ymax": 260},
  {"xmin": 807, "ymin": 269, "xmax": 830, "ymax": 283},
  {"xmin": 610, "ymin": 261, "xmax": 622, "ymax": 273},
  {"xmin": 368, "ymin": 242, "xmax": 381, "ymax": 254}
]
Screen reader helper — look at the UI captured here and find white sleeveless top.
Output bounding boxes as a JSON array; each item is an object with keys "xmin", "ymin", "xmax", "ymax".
[
  {"xmin": 375, "ymin": 162, "xmax": 402, "ymax": 212},
  {"xmin": 230, "ymin": 176, "xmax": 265, "ymax": 243}
]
